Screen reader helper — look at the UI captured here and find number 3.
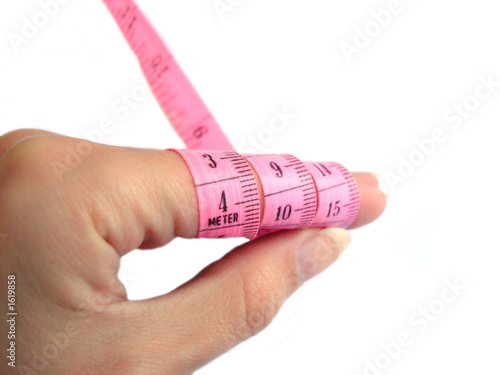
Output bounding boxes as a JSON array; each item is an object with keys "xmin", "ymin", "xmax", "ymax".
[{"xmin": 203, "ymin": 154, "xmax": 217, "ymax": 168}]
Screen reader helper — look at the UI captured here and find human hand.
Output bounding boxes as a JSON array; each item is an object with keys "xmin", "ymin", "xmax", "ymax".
[{"xmin": 0, "ymin": 129, "xmax": 386, "ymax": 374}]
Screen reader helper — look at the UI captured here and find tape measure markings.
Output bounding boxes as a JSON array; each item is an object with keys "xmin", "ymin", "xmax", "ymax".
[
  {"xmin": 171, "ymin": 149, "xmax": 261, "ymax": 239},
  {"xmin": 103, "ymin": 0, "xmax": 234, "ymax": 151},
  {"xmin": 240, "ymin": 154, "xmax": 318, "ymax": 232},
  {"xmin": 304, "ymin": 162, "xmax": 360, "ymax": 229}
]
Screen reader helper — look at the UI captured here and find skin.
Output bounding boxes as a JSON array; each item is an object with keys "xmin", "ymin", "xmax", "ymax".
[{"xmin": 0, "ymin": 129, "xmax": 386, "ymax": 374}]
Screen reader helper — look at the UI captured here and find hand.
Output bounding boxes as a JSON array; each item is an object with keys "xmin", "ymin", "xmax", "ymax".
[{"xmin": 0, "ymin": 129, "xmax": 386, "ymax": 374}]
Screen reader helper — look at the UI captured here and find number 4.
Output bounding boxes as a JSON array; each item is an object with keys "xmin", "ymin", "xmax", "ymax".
[{"xmin": 219, "ymin": 191, "xmax": 228, "ymax": 212}]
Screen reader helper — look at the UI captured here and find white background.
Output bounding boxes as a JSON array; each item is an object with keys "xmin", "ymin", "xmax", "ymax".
[{"xmin": 1, "ymin": 0, "xmax": 500, "ymax": 374}]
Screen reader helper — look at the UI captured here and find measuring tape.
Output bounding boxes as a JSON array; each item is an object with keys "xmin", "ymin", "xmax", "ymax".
[
  {"xmin": 102, "ymin": 0, "xmax": 233, "ymax": 150},
  {"xmin": 103, "ymin": 0, "xmax": 361, "ymax": 239}
]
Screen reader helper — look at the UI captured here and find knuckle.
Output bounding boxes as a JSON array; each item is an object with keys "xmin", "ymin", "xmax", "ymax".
[
  {"xmin": 0, "ymin": 129, "xmax": 39, "ymax": 148},
  {"xmin": 0, "ymin": 134, "xmax": 96, "ymax": 186},
  {"xmin": 2, "ymin": 133, "xmax": 51, "ymax": 162},
  {"xmin": 0, "ymin": 136, "xmax": 89, "ymax": 219},
  {"xmin": 0, "ymin": 129, "xmax": 27, "ymax": 144},
  {"xmin": 0, "ymin": 136, "xmax": 55, "ymax": 184}
]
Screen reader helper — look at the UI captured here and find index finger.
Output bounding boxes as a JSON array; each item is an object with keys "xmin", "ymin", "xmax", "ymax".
[{"xmin": 1, "ymin": 135, "xmax": 386, "ymax": 256}]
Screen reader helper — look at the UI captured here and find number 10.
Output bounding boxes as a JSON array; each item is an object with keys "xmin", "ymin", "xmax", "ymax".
[{"xmin": 275, "ymin": 205, "xmax": 292, "ymax": 221}]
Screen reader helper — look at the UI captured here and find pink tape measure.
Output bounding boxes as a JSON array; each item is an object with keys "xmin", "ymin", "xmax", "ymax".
[{"xmin": 102, "ymin": 0, "xmax": 361, "ymax": 239}]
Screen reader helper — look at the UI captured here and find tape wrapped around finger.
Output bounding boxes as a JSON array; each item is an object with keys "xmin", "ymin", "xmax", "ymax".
[{"xmin": 170, "ymin": 149, "xmax": 360, "ymax": 239}]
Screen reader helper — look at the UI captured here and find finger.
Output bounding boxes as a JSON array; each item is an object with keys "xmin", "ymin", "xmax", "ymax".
[
  {"xmin": 4, "ymin": 135, "xmax": 385, "ymax": 256},
  {"xmin": 0, "ymin": 128, "xmax": 56, "ymax": 159},
  {"xmin": 73, "ymin": 146, "xmax": 384, "ymax": 252},
  {"xmin": 354, "ymin": 172, "xmax": 380, "ymax": 189},
  {"xmin": 121, "ymin": 227, "xmax": 351, "ymax": 373},
  {"xmin": 348, "ymin": 179, "xmax": 387, "ymax": 229}
]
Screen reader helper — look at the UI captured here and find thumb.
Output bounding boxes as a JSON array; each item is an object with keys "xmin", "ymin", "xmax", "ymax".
[{"xmin": 122, "ymin": 227, "xmax": 351, "ymax": 373}]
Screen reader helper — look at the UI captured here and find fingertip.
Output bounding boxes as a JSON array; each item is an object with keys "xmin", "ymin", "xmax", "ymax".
[
  {"xmin": 353, "ymin": 172, "xmax": 380, "ymax": 189},
  {"xmin": 348, "ymin": 182, "xmax": 387, "ymax": 229}
]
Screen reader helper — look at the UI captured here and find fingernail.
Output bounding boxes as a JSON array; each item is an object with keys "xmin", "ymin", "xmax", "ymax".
[
  {"xmin": 379, "ymin": 186, "xmax": 390, "ymax": 198},
  {"xmin": 373, "ymin": 173, "xmax": 390, "ymax": 198},
  {"xmin": 296, "ymin": 228, "xmax": 351, "ymax": 284}
]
